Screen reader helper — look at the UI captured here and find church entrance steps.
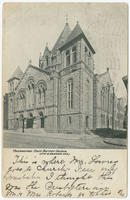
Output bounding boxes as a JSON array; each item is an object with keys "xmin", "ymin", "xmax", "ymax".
[
  {"xmin": 5, "ymin": 129, "xmax": 88, "ymax": 141},
  {"xmin": 23, "ymin": 128, "xmax": 47, "ymax": 134}
]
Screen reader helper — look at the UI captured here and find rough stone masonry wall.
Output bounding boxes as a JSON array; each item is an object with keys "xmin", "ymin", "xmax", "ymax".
[
  {"xmin": 81, "ymin": 63, "xmax": 93, "ymax": 130},
  {"xmin": 59, "ymin": 69, "xmax": 81, "ymax": 133},
  {"xmin": 8, "ymin": 66, "xmax": 59, "ymax": 131}
]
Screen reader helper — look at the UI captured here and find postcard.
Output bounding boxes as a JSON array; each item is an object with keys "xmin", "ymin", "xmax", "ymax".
[{"xmin": 2, "ymin": 2, "xmax": 128, "ymax": 198}]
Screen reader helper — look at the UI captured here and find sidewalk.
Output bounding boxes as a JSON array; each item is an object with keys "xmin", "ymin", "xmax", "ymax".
[
  {"xmin": 104, "ymin": 138, "xmax": 127, "ymax": 147},
  {"xmin": 4, "ymin": 129, "xmax": 82, "ymax": 141},
  {"xmin": 4, "ymin": 129, "xmax": 127, "ymax": 148}
]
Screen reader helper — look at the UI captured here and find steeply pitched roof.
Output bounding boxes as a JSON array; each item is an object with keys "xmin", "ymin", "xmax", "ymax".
[
  {"xmin": 64, "ymin": 22, "xmax": 83, "ymax": 44},
  {"xmin": 8, "ymin": 66, "xmax": 23, "ymax": 82},
  {"xmin": 96, "ymin": 69, "xmax": 112, "ymax": 85},
  {"xmin": 60, "ymin": 22, "xmax": 95, "ymax": 54},
  {"xmin": 15, "ymin": 64, "xmax": 50, "ymax": 90},
  {"xmin": 43, "ymin": 46, "xmax": 50, "ymax": 57},
  {"xmin": 52, "ymin": 23, "xmax": 71, "ymax": 54},
  {"xmin": 122, "ymin": 75, "xmax": 128, "ymax": 89}
]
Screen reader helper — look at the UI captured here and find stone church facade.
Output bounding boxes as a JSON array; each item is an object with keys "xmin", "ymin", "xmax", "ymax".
[{"xmin": 7, "ymin": 21, "xmax": 125, "ymax": 133}]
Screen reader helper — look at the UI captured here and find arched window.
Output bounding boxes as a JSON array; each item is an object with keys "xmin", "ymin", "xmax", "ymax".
[
  {"xmin": 101, "ymin": 90, "xmax": 105, "ymax": 110},
  {"xmin": 46, "ymin": 56, "xmax": 49, "ymax": 66},
  {"xmin": 10, "ymin": 98, "xmax": 13, "ymax": 113},
  {"xmin": 72, "ymin": 46, "xmax": 77, "ymax": 64},
  {"xmin": 86, "ymin": 79, "xmax": 90, "ymax": 112},
  {"xmin": 18, "ymin": 90, "xmax": 25, "ymax": 111},
  {"xmin": 67, "ymin": 79, "xmax": 73, "ymax": 109},
  {"xmin": 38, "ymin": 83, "xmax": 45, "ymax": 105},
  {"xmin": 110, "ymin": 94, "xmax": 113, "ymax": 113},
  {"xmin": 85, "ymin": 46, "xmax": 88, "ymax": 64},
  {"xmin": 66, "ymin": 49, "xmax": 70, "ymax": 66},
  {"xmin": 27, "ymin": 78, "xmax": 35, "ymax": 107},
  {"xmin": 36, "ymin": 81, "xmax": 46, "ymax": 107}
]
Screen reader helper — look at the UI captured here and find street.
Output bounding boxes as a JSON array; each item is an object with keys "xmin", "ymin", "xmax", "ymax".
[{"xmin": 3, "ymin": 130, "xmax": 126, "ymax": 149}]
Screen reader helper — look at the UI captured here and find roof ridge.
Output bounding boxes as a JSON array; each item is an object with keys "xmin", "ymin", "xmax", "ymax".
[
  {"xmin": 60, "ymin": 22, "xmax": 95, "ymax": 54},
  {"xmin": 52, "ymin": 23, "xmax": 71, "ymax": 54},
  {"xmin": 15, "ymin": 65, "xmax": 50, "ymax": 90},
  {"xmin": 8, "ymin": 66, "xmax": 23, "ymax": 82}
]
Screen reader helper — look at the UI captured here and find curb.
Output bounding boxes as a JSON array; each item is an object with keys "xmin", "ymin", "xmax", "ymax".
[{"xmin": 103, "ymin": 140, "xmax": 127, "ymax": 147}]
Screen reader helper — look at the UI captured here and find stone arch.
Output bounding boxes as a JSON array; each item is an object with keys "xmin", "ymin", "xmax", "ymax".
[
  {"xmin": 39, "ymin": 111, "xmax": 43, "ymax": 117},
  {"xmin": 20, "ymin": 114, "xmax": 24, "ymax": 119},
  {"xmin": 26, "ymin": 76, "xmax": 35, "ymax": 87},
  {"xmin": 29, "ymin": 112, "xmax": 33, "ymax": 118},
  {"xmin": 36, "ymin": 80, "xmax": 47, "ymax": 90}
]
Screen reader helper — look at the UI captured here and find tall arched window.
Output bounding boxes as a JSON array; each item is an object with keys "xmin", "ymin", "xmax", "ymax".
[
  {"xmin": 10, "ymin": 98, "xmax": 13, "ymax": 113},
  {"xmin": 27, "ymin": 78, "xmax": 35, "ymax": 107},
  {"xmin": 72, "ymin": 46, "xmax": 77, "ymax": 64},
  {"xmin": 85, "ymin": 46, "xmax": 88, "ymax": 64},
  {"xmin": 66, "ymin": 49, "xmax": 70, "ymax": 66},
  {"xmin": 110, "ymin": 94, "xmax": 113, "ymax": 113},
  {"xmin": 86, "ymin": 79, "xmax": 90, "ymax": 112},
  {"xmin": 67, "ymin": 79, "xmax": 73, "ymax": 109},
  {"xmin": 101, "ymin": 90, "xmax": 105, "ymax": 110},
  {"xmin": 18, "ymin": 90, "xmax": 25, "ymax": 111},
  {"xmin": 36, "ymin": 81, "xmax": 46, "ymax": 107},
  {"xmin": 38, "ymin": 83, "xmax": 45, "ymax": 105}
]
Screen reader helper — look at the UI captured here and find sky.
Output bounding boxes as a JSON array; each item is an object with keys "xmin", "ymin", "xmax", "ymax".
[{"xmin": 2, "ymin": 3, "xmax": 128, "ymax": 100}]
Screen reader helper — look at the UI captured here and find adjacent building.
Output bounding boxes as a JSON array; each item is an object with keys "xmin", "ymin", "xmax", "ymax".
[
  {"xmin": 3, "ymin": 93, "xmax": 8, "ymax": 129},
  {"xmin": 6, "ymin": 21, "xmax": 126, "ymax": 133},
  {"xmin": 122, "ymin": 75, "xmax": 128, "ymax": 129}
]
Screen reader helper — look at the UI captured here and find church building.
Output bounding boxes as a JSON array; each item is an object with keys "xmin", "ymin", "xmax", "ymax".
[{"xmin": 7, "ymin": 21, "xmax": 125, "ymax": 133}]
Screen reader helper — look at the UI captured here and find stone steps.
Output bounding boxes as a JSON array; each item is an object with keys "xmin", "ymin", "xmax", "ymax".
[{"xmin": 16, "ymin": 128, "xmax": 47, "ymax": 134}]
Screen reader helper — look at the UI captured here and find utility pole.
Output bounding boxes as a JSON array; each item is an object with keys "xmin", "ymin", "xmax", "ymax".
[
  {"xmin": 22, "ymin": 118, "xmax": 25, "ymax": 133},
  {"xmin": 112, "ymin": 87, "xmax": 115, "ymax": 130},
  {"xmin": 107, "ymin": 84, "xmax": 110, "ymax": 128}
]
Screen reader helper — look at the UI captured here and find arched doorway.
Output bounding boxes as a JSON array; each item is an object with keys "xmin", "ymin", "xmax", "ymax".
[
  {"xmin": 19, "ymin": 114, "xmax": 24, "ymax": 128},
  {"xmin": 39, "ymin": 111, "xmax": 44, "ymax": 128},
  {"xmin": 26, "ymin": 113, "xmax": 34, "ymax": 128}
]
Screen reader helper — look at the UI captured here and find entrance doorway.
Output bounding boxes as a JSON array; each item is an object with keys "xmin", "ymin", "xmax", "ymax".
[
  {"xmin": 19, "ymin": 114, "xmax": 24, "ymax": 128},
  {"xmin": 27, "ymin": 113, "xmax": 34, "ymax": 128},
  {"xmin": 39, "ymin": 112, "xmax": 44, "ymax": 128},
  {"xmin": 86, "ymin": 116, "xmax": 89, "ymax": 128}
]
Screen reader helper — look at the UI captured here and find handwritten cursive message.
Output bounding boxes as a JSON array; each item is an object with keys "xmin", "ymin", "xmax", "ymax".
[{"xmin": 2, "ymin": 149, "xmax": 127, "ymax": 198}]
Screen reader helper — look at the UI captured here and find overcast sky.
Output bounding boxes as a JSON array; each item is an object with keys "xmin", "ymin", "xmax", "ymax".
[{"xmin": 3, "ymin": 3, "xmax": 128, "ymax": 99}]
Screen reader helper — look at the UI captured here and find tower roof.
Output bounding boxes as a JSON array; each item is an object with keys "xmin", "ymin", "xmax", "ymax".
[
  {"xmin": 52, "ymin": 22, "xmax": 71, "ymax": 54},
  {"xmin": 96, "ymin": 68, "xmax": 112, "ymax": 86},
  {"xmin": 8, "ymin": 66, "xmax": 23, "ymax": 82},
  {"xmin": 64, "ymin": 22, "xmax": 83, "ymax": 44},
  {"xmin": 60, "ymin": 22, "xmax": 95, "ymax": 54},
  {"xmin": 43, "ymin": 45, "xmax": 50, "ymax": 57}
]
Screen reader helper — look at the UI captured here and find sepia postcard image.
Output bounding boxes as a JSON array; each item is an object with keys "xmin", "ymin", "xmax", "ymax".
[{"xmin": 1, "ymin": 2, "xmax": 128, "ymax": 198}]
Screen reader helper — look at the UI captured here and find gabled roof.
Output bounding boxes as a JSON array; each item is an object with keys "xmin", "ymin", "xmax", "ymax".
[
  {"xmin": 96, "ymin": 69, "xmax": 112, "ymax": 86},
  {"xmin": 122, "ymin": 75, "xmax": 128, "ymax": 89},
  {"xmin": 8, "ymin": 66, "xmax": 23, "ymax": 82},
  {"xmin": 64, "ymin": 22, "xmax": 83, "ymax": 44},
  {"xmin": 60, "ymin": 22, "xmax": 95, "ymax": 54},
  {"xmin": 15, "ymin": 64, "xmax": 50, "ymax": 90},
  {"xmin": 43, "ymin": 46, "xmax": 50, "ymax": 57},
  {"xmin": 52, "ymin": 23, "xmax": 71, "ymax": 54}
]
